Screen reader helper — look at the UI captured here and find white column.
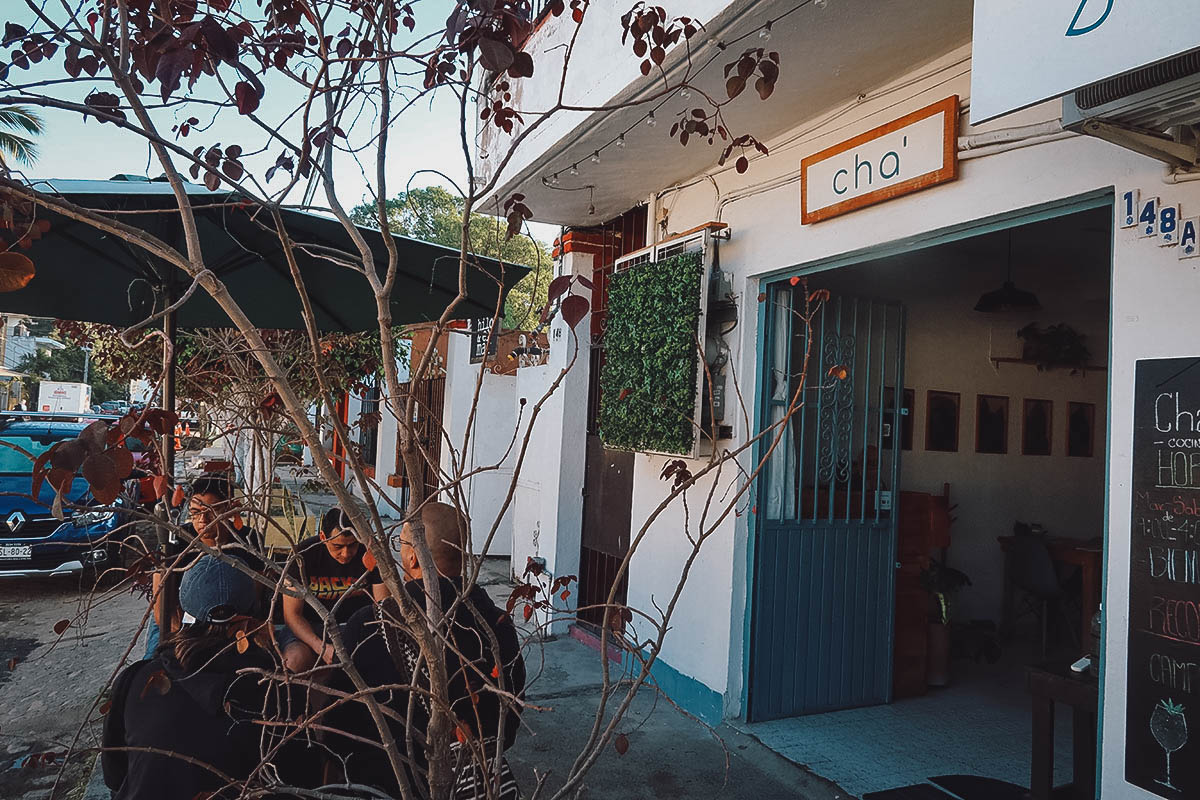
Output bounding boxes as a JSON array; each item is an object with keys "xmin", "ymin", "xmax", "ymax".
[{"xmin": 512, "ymin": 245, "xmax": 594, "ymax": 634}]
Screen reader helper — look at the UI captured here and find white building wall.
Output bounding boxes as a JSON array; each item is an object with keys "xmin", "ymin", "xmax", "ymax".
[
  {"xmin": 512, "ymin": 362, "xmax": 555, "ymax": 571},
  {"xmin": 370, "ymin": 390, "xmax": 406, "ymax": 516},
  {"xmin": 1102, "ymin": 180, "xmax": 1200, "ymax": 800},
  {"xmin": 499, "ymin": 249, "xmax": 594, "ymax": 635},
  {"xmin": 626, "ymin": 454, "xmax": 738, "ymax": 702},
  {"xmin": 602, "ymin": 48, "xmax": 1194, "ymax": 800},
  {"xmin": 441, "ymin": 332, "xmax": 517, "ymax": 557},
  {"xmin": 473, "ymin": 22, "xmax": 1200, "ymax": 789},
  {"xmin": 361, "ymin": 348, "xmax": 413, "ymax": 518}
]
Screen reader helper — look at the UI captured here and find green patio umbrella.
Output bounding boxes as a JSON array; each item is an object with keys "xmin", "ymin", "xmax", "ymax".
[{"xmin": 4, "ymin": 177, "xmax": 523, "ymax": 331}]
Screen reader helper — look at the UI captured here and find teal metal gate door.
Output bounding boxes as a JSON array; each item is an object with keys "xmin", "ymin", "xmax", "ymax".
[{"xmin": 748, "ymin": 287, "xmax": 905, "ymax": 721}]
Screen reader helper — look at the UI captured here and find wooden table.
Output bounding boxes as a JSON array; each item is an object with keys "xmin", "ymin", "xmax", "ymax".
[
  {"xmin": 998, "ymin": 535, "xmax": 1102, "ymax": 640},
  {"xmin": 1026, "ymin": 663, "xmax": 1099, "ymax": 800}
]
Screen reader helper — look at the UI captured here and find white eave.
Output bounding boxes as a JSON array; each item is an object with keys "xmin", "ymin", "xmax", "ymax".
[{"xmin": 478, "ymin": 0, "xmax": 971, "ymax": 226}]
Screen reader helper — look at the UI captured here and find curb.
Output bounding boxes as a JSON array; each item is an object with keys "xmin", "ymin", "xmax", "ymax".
[{"xmin": 82, "ymin": 755, "xmax": 109, "ymax": 800}]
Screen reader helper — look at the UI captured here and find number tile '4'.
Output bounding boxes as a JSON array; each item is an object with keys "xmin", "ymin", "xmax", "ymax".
[{"xmin": 1138, "ymin": 196, "xmax": 1159, "ymax": 238}]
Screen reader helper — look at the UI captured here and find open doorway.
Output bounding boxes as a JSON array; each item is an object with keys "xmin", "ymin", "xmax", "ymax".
[{"xmin": 746, "ymin": 205, "xmax": 1112, "ymax": 797}]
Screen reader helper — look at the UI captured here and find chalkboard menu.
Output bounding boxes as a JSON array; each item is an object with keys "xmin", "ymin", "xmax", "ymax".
[{"xmin": 1128, "ymin": 357, "xmax": 1200, "ymax": 798}]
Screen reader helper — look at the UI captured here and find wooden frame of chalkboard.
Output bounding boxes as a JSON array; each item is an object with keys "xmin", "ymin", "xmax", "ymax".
[
  {"xmin": 1022, "ymin": 398, "xmax": 1053, "ymax": 456},
  {"xmin": 1126, "ymin": 356, "xmax": 1200, "ymax": 799},
  {"xmin": 1067, "ymin": 401, "xmax": 1096, "ymax": 458},
  {"xmin": 925, "ymin": 390, "xmax": 960, "ymax": 452},
  {"xmin": 975, "ymin": 394, "xmax": 1009, "ymax": 454}
]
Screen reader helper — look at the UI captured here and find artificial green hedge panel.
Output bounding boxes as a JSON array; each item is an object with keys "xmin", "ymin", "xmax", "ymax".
[{"xmin": 598, "ymin": 251, "xmax": 704, "ymax": 454}]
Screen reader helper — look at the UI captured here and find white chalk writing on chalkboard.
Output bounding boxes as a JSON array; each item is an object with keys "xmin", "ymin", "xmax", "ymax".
[
  {"xmin": 1150, "ymin": 654, "xmax": 1200, "ymax": 695},
  {"xmin": 1129, "ymin": 358, "xmax": 1200, "ymax": 798},
  {"xmin": 1151, "ymin": 699, "xmax": 1188, "ymax": 791}
]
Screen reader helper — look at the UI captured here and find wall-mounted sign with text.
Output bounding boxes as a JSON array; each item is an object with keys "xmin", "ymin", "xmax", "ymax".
[
  {"xmin": 800, "ymin": 96, "xmax": 958, "ymax": 225},
  {"xmin": 972, "ymin": 0, "xmax": 1200, "ymax": 123}
]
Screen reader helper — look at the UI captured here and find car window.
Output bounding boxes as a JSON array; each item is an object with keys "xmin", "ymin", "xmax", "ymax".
[{"xmin": 0, "ymin": 434, "xmax": 71, "ymax": 474}]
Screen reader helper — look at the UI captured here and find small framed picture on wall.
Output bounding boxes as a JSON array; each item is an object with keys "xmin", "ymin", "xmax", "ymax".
[
  {"xmin": 975, "ymin": 395, "xmax": 1009, "ymax": 454},
  {"xmin": 1067, "ymin": 402, "xmax": 1096, "ymax": 457},
  {"xmin": 926, "ymin": 390, "xmax": 960, "ymax": 453},
  {"xmin": 1022, "ymin": 398, "xmax": 1054, "ymax": 456}
]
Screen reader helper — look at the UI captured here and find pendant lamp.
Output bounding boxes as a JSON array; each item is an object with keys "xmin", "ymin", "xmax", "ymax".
[{"xmin": 973, "ymin": 230, "xmax": 1041, "ymax": 313}]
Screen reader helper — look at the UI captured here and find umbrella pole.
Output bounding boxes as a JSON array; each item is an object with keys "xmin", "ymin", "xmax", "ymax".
[
  {"xmin": 155, "ymin": 309, "xmax": 179, "ymax": 651},
  {"xmin": 162, "ymin": 308, "xmax": 176, "ymax": 477}
]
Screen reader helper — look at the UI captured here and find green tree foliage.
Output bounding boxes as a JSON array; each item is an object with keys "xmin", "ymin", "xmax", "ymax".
[
  {"xmin": 351, "ymin": 186, "xmax": 552, "ymax": 330},
  {"xmin": 56, "ymin": 321, "xmax": 391, "ymax": 410},
  {"xmin": 17, "ymin": 340, "xmax": 126, "ymax": 405}
]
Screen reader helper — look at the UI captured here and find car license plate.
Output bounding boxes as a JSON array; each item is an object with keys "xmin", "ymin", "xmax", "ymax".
[{"xmin": 0, "ymin": 545, "xmax": 32, "ymax": 560}]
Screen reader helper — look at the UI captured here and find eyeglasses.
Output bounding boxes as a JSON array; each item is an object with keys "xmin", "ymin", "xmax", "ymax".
[{"xmin": 188, "ymin": 507, "xmax": 218, "ymax": 521}]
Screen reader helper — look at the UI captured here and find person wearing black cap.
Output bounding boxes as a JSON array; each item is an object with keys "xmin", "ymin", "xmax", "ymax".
[
  {"xmin": 104, "ymin": 556, "xmax": 305, "ymax": 799},
  {"xmin": 278, "ymin": 507, "xmax": 379, "ymax": 673}
]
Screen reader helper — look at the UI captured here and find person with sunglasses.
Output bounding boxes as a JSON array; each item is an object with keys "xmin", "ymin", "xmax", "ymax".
[{"xmin": 144, "ymin": 474, "xmax": 266, "ymax": 658}]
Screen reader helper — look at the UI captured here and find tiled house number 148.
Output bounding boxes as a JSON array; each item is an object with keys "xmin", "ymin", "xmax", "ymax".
[{"xmin": 1122, "ymin": 189, "xmax": 1200, "ymax": 259}]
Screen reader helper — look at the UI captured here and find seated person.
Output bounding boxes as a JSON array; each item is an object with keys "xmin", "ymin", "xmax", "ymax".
[
  {"xmin": 105, "ymin": 556, "xmax": 307, "ymax": 799},
  {"xmin": 146, "ymin": 473, "xmax": 264, "ymax": 658},
  {"xmin": 279, "ymin": 507, "xmax": 378, "ymax": 673},
  {"xmin": 325, "ymin": 503, "xmax": 525, "ymax": 797}
]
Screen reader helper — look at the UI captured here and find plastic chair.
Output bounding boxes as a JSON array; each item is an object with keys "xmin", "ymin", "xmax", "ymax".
[{"xmin": 1008, "ymin": 532, "xmax": 1078, "ymax": 655}]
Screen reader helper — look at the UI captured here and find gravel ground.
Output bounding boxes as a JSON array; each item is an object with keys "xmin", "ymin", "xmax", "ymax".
[{"xmin": 0, "ymin": 576, "xmax": 146, "ymax": 800}]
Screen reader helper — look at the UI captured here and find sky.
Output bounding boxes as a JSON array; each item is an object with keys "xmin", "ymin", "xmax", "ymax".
[{"xmin": 14, "ymin": 1, "xmax": 558, "ymax": 243}]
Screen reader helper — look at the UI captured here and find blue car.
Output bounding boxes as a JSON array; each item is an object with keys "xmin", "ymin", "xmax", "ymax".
[{"xmin": 0, "ymin": 419, "xmax": 135, "ymax": 579}]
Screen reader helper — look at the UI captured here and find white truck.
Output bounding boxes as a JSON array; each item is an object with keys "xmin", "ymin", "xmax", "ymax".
[{"xmin": 37, "ymin": 380, "xmax": 92, "ymax": 414}]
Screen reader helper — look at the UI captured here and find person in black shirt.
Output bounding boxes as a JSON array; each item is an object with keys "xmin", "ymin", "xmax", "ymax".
[
  {"xmin": 324, "ymin": 502, "xmax": 525, "ymax": 798},
  {"xmin": 104, "ymin": 556, "xmax": 308, "ymax": 799},
  {"xmin": 279, "ymin": 507, "xmax": 378, "ymax": 672}
]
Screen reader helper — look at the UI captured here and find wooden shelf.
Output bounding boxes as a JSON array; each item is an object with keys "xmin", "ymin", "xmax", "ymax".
[{"xmin": 989, "ymin": 357, "xmax": 1107, "ymax": 373}]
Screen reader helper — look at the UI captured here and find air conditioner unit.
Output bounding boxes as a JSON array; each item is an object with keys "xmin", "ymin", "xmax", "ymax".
[{"xmin": 1062, "ymin": 48, "xmax": 1200, "ymax": 168}]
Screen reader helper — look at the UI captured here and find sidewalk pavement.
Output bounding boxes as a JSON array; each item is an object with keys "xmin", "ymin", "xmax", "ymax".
[{"xmin": 506, "ymin": 635, "xmax": 850, "ymax": 800}]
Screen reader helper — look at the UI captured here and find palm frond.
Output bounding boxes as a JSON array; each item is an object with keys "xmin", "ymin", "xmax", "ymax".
[
  {"xmin": 0, "ymin": 106, "xmax": 44, "ymax": 136},
  {"xmin": 0, "ymin": 105, "xmax": 43, "ymax": 166},
  {"xmin": 0, "ymin": 132, "xmax": 38, "ymax": 166}
]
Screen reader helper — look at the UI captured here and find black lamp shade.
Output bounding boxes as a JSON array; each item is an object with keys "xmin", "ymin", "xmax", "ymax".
[{"xmin": 974, "ymin": 281, "xmax": 1041, "ymax": 313}]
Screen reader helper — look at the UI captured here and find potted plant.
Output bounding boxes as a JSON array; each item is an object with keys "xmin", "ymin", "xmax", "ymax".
[
  {"xmin": 919, "ymin": 557, "xmax": 971, "ymax": 687},
  {"xmin": 1017, "ymin": 323, "xmax": 1091, "ymax": 373}
]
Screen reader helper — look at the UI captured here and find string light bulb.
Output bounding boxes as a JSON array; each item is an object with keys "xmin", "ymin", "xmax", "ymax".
[
  {"xmin": 548, "ymin": 173, "xmax": 560, "ymax": 186},
  {"xmin": 759, "ymin": 20, "xmax": 772, "ymax": 40},
  {"xmin": 680, "ymin": 86, "xmax": 691, "ymax": 99},
  {"xmin": 590, "ymin": 151, "xmax": 601, "ymax": 164},
  {"xmin": 568, "ymin": 163, "xmax": 579, "ymax": 176},
  {"xmin": 646, "ymin": 111, "xmax": 657, "ymax": 127},
  {"xmin": 588, "ymin": 203, "xmax": 596, "ymax": 216},
  {"xmin": 815, "ymin": 0, "xmax": 828, "ymax": 7},
  {"xmin": 616, "ymin": 134, "xmax": 626, "ymax": 148}
]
